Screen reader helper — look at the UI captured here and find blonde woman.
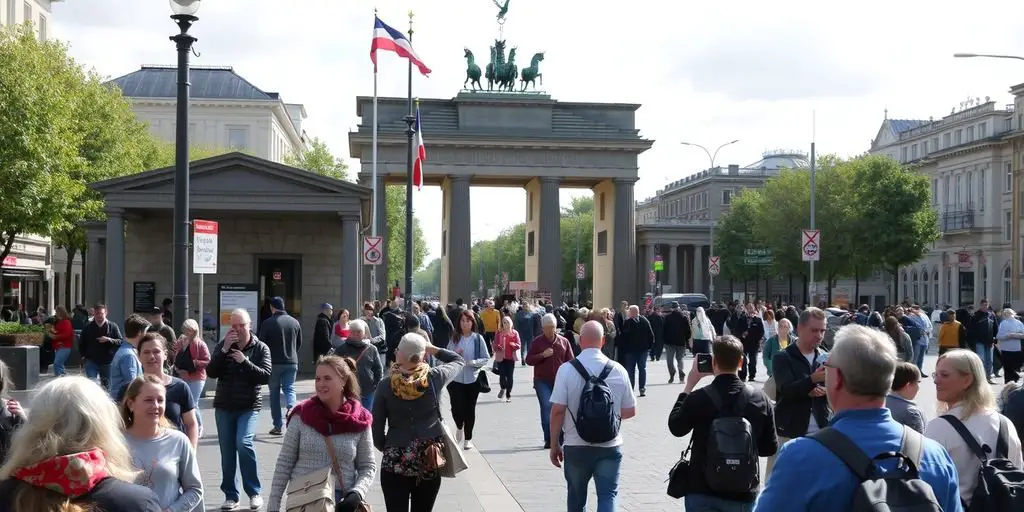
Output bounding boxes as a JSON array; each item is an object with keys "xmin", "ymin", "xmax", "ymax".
[
  {"xmin": 0, "ymin": 376, "xmax": 161, "ymax": 511},
  {"xmin": 924, "ymin": 349, "xmax": 1023, "ymax": 507},
  {"xmin": 492, "ymin": 316, "xmax": 521, "ymax": 402},
  {"xmin": 269, "ymin": 356, "xmax": 376, "ymax": 512},
  {"xmin": 171, "ymin": 319, "xmax": 211, "ymax": 436},
  {"xmin": 121, "ymin": 375, "xmax": 203, "ymax": 512},
  {"xmin": 762, "ymin": 318, "xmax": 794, "ymax": 378}
]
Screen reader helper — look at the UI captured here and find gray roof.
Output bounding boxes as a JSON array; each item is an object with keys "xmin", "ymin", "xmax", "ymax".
[
  {"xmin": 890, "ymin": 119, "xmax": 928, "ymax": 134},
  {"xmin": 744, "ymin": 151, "xmax": 809, "ymax": 170},
  {"xmin": 108, "ymin": 65, "xmax": 277, "ymax": 101}
]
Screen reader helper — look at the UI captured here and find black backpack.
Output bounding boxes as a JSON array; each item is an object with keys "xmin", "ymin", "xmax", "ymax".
[
  {"xmin": 941, "ymin": 415, "xmax": 1024, "ymax": 511},
  {"xmin": 811, "ymin": 426, "xmax": 943, "ymax": 512},
  {"xmin": 567, "ymin": 359, "xmax": 620, "ymax": 444},
  {"xmin": 703, "ymin": 386, "xmax": 759, "ymax": 493}
]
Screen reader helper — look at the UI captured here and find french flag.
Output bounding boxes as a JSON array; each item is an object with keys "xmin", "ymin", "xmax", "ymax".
[
  {"xmin": 370, "ymin": 16, "xmax": 431, "ymax": 76},
  {"xmin": 413, "ymin": 105, "xmax": 425, "ymax": 190}
]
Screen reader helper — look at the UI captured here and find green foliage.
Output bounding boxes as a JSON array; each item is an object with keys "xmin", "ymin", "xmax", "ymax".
[
  {"xmin": 386, "ymin": 186, "xmax": 428, "ymax": 287},
  {"xmin": 413, "ymin": 258, "xmax": 442, "ymax": 296},
  {"xmin": 284, "ymin": 137, "xmax": 349, "ymax": 180},
  {"xmin": 715, "ymin": 190, "xmax": 763, "ymax": 281},
  {"xmin": 0, "ymin": 322, "xmax": 44, "ymax": 335}
]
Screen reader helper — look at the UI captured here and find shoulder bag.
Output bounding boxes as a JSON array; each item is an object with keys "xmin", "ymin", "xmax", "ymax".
[
  {"xmin": 174, "ymin": 339, "xmax": 197, "ymax": 373},
  {"xmin": 474, "ymin": 334, "xmax": 491, "ymax": 393},
  {"xmin": 425, "ymin": 384, "xmax": 469, "ymax": 478},
  {"xmin": 285, "ymin": 434, "xmax": 371, "ymax": 512}
]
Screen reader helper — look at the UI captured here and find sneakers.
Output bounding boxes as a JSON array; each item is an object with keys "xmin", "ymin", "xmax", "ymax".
[
  {"xmin": 268, "ymin": 427, "xmax": 283, "ymax": 436},
  {"xmin": 497, "ymin": 389, "xmax": 505, "ymax": 399},
  {"xmin": 455, "ymin": 427, "xmax": 464, "ymax": 444},
  {"xmin": 463, "ymin": 440, "xmax": 475, "ymax": 450},
  {"xmin": 249, "ymin": 495, "xmax": 263, "ymax": 510},
  {"xmin": 220, "ymin": 500, "xmax": 239, "ymax": 511},
  {"xmin": 639, "ymin": 388, "xmax": 647, "ymax": 397},
  {"xmin": 668, "ymin": 375, "xmax": 675, "ymax": 384},
  {"xmin": 505, "ymin": 395, "xmax": 512, "ymax": 403}
]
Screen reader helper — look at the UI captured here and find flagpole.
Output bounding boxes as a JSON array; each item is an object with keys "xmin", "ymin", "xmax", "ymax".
[
  {"xmin": 402, "ymin": 10, "xmax": 416, "ymax": 312},
  {"xmin": 370, "ymin": 10, "xmax": 380, "ymax": 301}
]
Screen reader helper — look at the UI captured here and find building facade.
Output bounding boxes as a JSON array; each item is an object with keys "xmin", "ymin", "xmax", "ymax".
[
  {"xmin": 1, "ymin": 0, "xmax": 60, "ymax": 39},
  {"xmin": 635, "ymin": 151, "xmax": 890, "ymax": 308},
  {"xmin": 870, "ymin": 90, "xmax": 1024, "ymax": 309},
  {"xmin": 109, "ymin": 65, "xmax": 309, "ymax": 163}
]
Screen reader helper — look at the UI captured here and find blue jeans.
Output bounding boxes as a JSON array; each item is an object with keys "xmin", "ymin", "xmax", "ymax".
[
  {"xmin": 53, "ymin": 348, "xmax": 71, "ymax": 376},
  {"xmin": 269, "ymin": 363, "xmax": 298, "ymax": 429},
  {"xmin": 535, "ymin": 379, "xmax": 554, "ymax": 445},
  {"xmin": 913, "ymin": 341, "xmax": 928, "ymax": 371},
  {"xmin": 563, "ymin": 445, "xmax": 622, "ymax": 512},
  {"xmin": 976, "ymin": 343, "xmax": 994, "ymax": 376},
  {"xmin": 360, "ymin": 394, "xmax": 375, "ymax": 411},
  {"xmin": 685, "ymin": 493, "xmax": 753, "ymax": 512},
  {"xmin": 184, "ymin": 379, "xmax": 206, "ymax": 432},
  {"xmin": 84, "ymin": 360, "xmax": 111, "ymax": 389},
  {"xmin": 624, "ymin": 350, "xmax": 649, "ymax": 390},
  {"xmin": 215, "ymin": 409, "xmax": 261, "ymax": 501},
  {"xmin": 520, "ymin": 336, "xmax": 532, "ymax": 363}
]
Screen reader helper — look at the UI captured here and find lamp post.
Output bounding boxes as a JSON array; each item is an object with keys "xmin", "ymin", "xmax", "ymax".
[
  {"xmin": 680, "ymin": 139, "xmax": 739, "ymax": 301},
  {"xmin": 169, "ymin": 0, "xmax": 200, "ymax": 326},
  {"xmin": 954, "ymin": 52, "xmax": 1024, "ymax": 303}
]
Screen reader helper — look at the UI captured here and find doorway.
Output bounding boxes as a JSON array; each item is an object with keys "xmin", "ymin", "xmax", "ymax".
[{"xmin": 257, "ymin": 258, "xmax": 302, "ymax": 330}]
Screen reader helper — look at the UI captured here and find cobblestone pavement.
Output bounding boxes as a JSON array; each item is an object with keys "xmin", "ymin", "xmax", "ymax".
[{"xmin": 21, "ymin": 351, "xmax": 962, "ymax": 511}]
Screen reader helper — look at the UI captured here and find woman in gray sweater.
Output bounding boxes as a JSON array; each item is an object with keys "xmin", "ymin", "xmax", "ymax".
[
  {"xmin": 268, "ymin": 355, "xmax": 376, "ymax": 512},
  {"xmin": 372, "ymin": 332, "xmax": 465, "ymax": 511}
]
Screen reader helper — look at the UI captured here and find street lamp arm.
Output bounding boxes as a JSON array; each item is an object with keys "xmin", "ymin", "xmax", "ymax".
[
  {"xmin": 680, "ymin": 142, "xmax": 714, "ymax": 169},
  {"xmin": 954, "ymin": 52, "xmax": 1024, "ymax": 61},
  {"xmin": 710, "ymin": 139, "xmax": 740, "ymax": 169}
]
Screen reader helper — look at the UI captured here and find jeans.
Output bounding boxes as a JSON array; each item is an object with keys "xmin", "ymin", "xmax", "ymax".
[
  {"xmin": 497, "ymin": 359, "xmax": 516, "ymax": 393},
  {"xmin": 360, "ymin": 394, "xmax": 375, "ymax": 411},
  {"xmin": 53, "ymin": 348, "xmax": 72, "ymax": 376},
  {"xmin": 664, "ymin": 345, "xmax": 686, "ymax": 380},
  {"xmin": 380, "ymin": 470, "xmax": 441, "ymax": 512},
  {"xmin": 913, "ymin": 341, "xmax": 928, "ymax": 371},
  {"xmin": 624, "ymin": 350, "xmax": 649, "ymax": 390},
  {"xmin": 447, "ymin": 381, "xmax": 481, "ymax": 440},
  {"xmin": 84, "ymin": 360, "xmax": 111, "ymax": 389},
  {"xmin": 215, "ymin": 409, "xmax": 261, "ymax": 501},
  {"xmin": 975, "ymin": 343, "xmax": 994, "ymax": 376},
  {"xmin": 184, "ymin": 379, "xmax": 206, "ymax": 432},
  {"xmin": 739, "ymin": 349, "xmax": 758, "ymax": 381},
  {"xmin": 268, "ymin": 363, "xmax": 298, "ymax": 429},
  {"xmin": 535, "ymin": 379, "xmax": 554, "ymax": 445},
  {"xmin": 685, "ymin": 493, "xmax": 754, "ymax": 512},
  {"xmin": 520, "ymin": 335, "xmax": 532, "ymax": 363},
  {"xmin": 563, "ymin": 445, "xmax": 622, "ymax": 512}
]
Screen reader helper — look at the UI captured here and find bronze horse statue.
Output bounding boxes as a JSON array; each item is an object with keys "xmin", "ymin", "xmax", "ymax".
[
  {"xmin": 497, "ymin": 47, "xmax": 518, "ymax": 92},
  {"xmin": 485, "ymin": 39, "xmax": 506, "ymax": 91},
  {"xmin": 463, "ymin": 48, "xmax": 482, "ymax": 91},
  {"xmin": 520, "ymin": 52, "xmax": 544, "ymax": 91}
]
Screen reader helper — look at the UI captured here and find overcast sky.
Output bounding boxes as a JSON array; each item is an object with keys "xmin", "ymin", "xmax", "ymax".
[{"xmin": 53, "ymin": 0, "xmax": 1024, "ymax": 264}]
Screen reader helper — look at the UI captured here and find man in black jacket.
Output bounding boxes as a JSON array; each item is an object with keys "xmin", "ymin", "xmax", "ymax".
[
  {"xmin": 709, "ymin": 302, "xmax": 730, "ymax": 337},
  {"xmin": 647, "ymin": 306, "xmax": 665, "ymax": 362},
  {"xmin": 77, "ymin": 303, "xmax": 123, "ymax": 390},
  {"xmin": 662, "ymin": 302, "xmax": 692, "ymax": 384},
  {"xmin": 618, "ymin": 305, "xmax": 655, "ymax": 396},
  {"xmin": 207, "ymin": 307, "xmax": 272, "ymax": 510},
  {"xmin": 767, "ymin": 306, "xmax": 831, "ymax": 475},
  {"xmin": 968, "ymin": 306, "xmax": 997, "ymax": 381},
  {"xmin": 738, "ymin": 303, "xmax": 765, "ymax": 382},
  {"xmin": 257, "ymin": 296, "xmax": 302, "ymax": 436},
  {"xmin": 668, "ymin": 334, "xmax": 777, "ymax": 508},
  {"xmin": 312, "ymin": 303, "xmax": 333, "ymax": 359}
]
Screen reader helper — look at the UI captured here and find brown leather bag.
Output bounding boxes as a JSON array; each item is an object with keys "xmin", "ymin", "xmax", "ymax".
[{"xmin": 422, "ymin": 440, "xmax": 447, "ymax": 472}]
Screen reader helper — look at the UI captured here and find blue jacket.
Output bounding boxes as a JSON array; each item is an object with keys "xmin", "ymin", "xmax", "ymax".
[
  {"xmin": 514, "ymin": 310, "xmax": 537, "ymax": 345},
  {"xmin": 754, "ymin": 408, "xmax": 962, "ymax": 512},
  {"xmin": 109, "ymin": 343, "xmax": 143, "ymax": 401}
]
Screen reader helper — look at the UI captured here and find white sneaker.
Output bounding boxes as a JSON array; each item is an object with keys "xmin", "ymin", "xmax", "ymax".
[
  {"xmin": 464, "ymin": 440, "xmax": 475, "ymax": 450},
  {"xmin": 456, "ymin": 428, "xmax": 464, "ymax": 444},
  {"xmin": 249, "ymin": 495, "xmax": 263, "ymax": 510},
  {"xmin": 220, "ymin": 500, "xmax": 239, "ymax": 511}
]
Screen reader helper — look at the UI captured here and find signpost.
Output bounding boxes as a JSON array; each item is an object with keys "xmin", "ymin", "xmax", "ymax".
[
  {"xmin": 653, "ymin": 255, "xmax": 664, "ymax": 271},
  {"xmin": 193, "ymin": 220, "xmax": 219, "ymax": 323},
  {"xmin": 575, "ymin": 263, "xmax": 586, "ymax": 279},
  {"xmin": 801, "ymin": 229, "xmax": 820, "ymax": 262},
  {"xmin": 648, "ymin": 270, "xmax": 656, "ymax": 285},
  {"xmin": 363, "ymin": 236, "xmax": 383, "ymax": 265},
  {"xmin": 743, "ymin": 248, "xmax": 773, "ymax": 266},
  {"xmin": 708, "ymin": 256, "xmax": 721, "ymax": 276}
]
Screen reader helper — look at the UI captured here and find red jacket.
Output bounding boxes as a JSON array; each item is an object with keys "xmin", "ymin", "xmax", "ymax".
[
  {"xmin": 525, "ymin": 332, "xmax": 574, "ymax": 385},
  {"xmin": 493, "ymin": 330, "xmax": 521, "ymax": 361},
  {"xmin": 50, "ymin": 319, "xmax": 74, "ymax": 350}
]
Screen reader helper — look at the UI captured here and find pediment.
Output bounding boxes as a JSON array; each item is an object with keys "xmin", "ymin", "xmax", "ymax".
[{"xmin": 125, "ymin": 165, "xmax": 327, "ymax": 195}]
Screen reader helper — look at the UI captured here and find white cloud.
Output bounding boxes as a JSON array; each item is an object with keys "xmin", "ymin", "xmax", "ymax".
[{"xmin": 52, "ymin": 0, "xmax": 1024, "ymax": 266}]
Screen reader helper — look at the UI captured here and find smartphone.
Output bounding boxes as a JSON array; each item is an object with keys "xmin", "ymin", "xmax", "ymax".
[{"xmin": 697, "ymin": 353, "xmax": 713, "ymax": 373}]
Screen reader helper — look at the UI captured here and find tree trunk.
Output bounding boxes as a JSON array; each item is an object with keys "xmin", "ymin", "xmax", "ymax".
[
  {"xmin": 890, "ymin": 268, "xmax": 899, "ymax": 305},
  {"xmin": 788, "ymin": 274, "xmax": 793, "ymax": 304},
  {"xmin": 854, "ymin": 266, "xmax": 861, "ymax": 305},
  {"xmin": 63, "ymin": 247, "xmax": 77, "ymax": 308},
  {"xmin": 802, "ymin": 274, "xmax": 809, "ymax": 307},
  {"xmin": 827, "ymin": 272, "xmax": 836, "ymax": 305}
]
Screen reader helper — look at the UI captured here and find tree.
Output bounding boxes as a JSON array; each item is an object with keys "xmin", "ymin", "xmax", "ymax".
[
  {"xmin": 284, "ymin": 137, "xmax": 348, "ymax": 180},
  {"xmin": 142, "ymin": 141, "xmax": 242, "ymax": 169},
  {"xmin": 386, "ymin": 186, "xmax": 428, "ymax": 288},
  {"xmin": 714, "ymin": 189, "xmax": 765, "ymax": 285},
  {"xmin": 413, "ymin": 257, "xmax": 442, "ymax": 296}
]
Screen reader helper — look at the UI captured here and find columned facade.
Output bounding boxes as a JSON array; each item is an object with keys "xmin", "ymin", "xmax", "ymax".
[
  {"xmin": 104, "ymin": 208, "xmax": 126, "ymax": 326},
  {"xmin": 441, "ymin": 176, "xmax": 473, "ymax": 305}
]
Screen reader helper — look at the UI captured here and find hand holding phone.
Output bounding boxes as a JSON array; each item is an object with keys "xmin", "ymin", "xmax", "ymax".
[{"xmin": 696, "ymin": 353, "xmax": 713, "ymax": 374}]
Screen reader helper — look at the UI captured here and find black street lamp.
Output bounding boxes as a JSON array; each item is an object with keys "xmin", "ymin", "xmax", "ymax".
[{"xmin": 170, "ymin": 0, "xmax": 200, "ymax": 326}]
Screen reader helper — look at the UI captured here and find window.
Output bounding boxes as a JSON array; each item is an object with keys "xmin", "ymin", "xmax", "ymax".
[
  {"xmin": 6, "ymin": 1, "xmax": 14, "ymax": 26},
  {"xmin": 1007, "ymin": 163, "xmax": 1013, "ymax": 192},
  {"xmin": 22, "ymin": 2, "xmax": 29, "ymax": 24},
  {"xmin": 722, "ymin": 189, "xmax": 733, "ymax": 205},
  {"xmin": 955, "ymin": 174, "xmax": 962, "ymax": 208},
  {"xmin": 226, "ymin": 126, "xmax": 249, "ymax": 150},
  {"xmin": 37, "ymin": 14, "xmax": 44, "ymax": 40},
  {"xmin": 922, "ymin": 140, "xmax": 928, "ymax": 155},
  {"xmin": 922, "ymin": 270, "xmax": 929, "ymax": 304},
  {"xmin": 955, "ymin": 129, "xmax": 963, "ymax": 145},
  {"xmin": 527, "ymin": 231, "xmax": 535, "ymax": 256},
  {"xmin": 979, "ymin": 123, "xmax": 987, "ymax": 138},
  {"xmin": 982, "ymin": 265, "xmax": 988, "ymax": 299},
  {"xmin": 703, "ymin": 191, "xmax": 708, "ymax": 209},
  {"xmin": 931, "ymin": 179, "xmax": 938, "ymax": 206},
  {"xmin": 599, "ymin": 193, "xmax": 605, "ymax": 221},
  {"xmin": 931, "ymin": 137, "xmax": 939, "ymax": 152},
  {"xmin": 966, "ymin": 171, "xmax": 973, "ymax": 208},
  {"xmin": 1005, "ymin": 266, "xmax": 1012, "ymax": 306},
  {"xmin": 966, "ymin": 126, "xmax": 974, "ymax": 142},
  {"xmin": 980, "ymin": 168, "xmax": 986, "ymax": 211},
  {"xmin": 943, "ymin": 133, "xmax": 951, "ymax": 148},
  {"xmin": 912, "ymin": 271, "xmax": 919, "ymax": 302},
  {"xmin": 901, "ymin": 146, "xmax": 908, "ymax": 162},
  {"xmin": 911, "ymin": 144, "xmax": 918, "ymax": 160},
  {"xmin": 944, "ymin": 175, "xmax": 951, "ymax": 209},
  {"xmin": 1005, "ymin": 210, "xmax": 1012, "ymax": 241},
  {"xmin": 596, "ymin": 230, "xmax": 608, "ymax": 255},
  {"xmin": 934, "ymin": 271, "xmax": 939, "ymax": 306},
  {"xmin": 528, "ymin": 192, "xmax": 533, "ymax": 221},
  {"xmin": 1006, "ymin": 118, "xmax": 1013, "ymax": 132}
]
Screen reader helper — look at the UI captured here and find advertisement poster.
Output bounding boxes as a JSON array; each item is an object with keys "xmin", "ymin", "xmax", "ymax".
[
  {"xmin": 217, "ymin": 283, "xmax": 259, "ymax": 341},
  {"xmin": 193, "ymin": 220, "xmax": 219, "ymax": 274}
]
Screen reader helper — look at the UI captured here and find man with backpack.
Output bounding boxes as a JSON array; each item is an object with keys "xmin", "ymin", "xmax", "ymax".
[
  {"xmin": 754, "ymin": 325, "xmax": 962, "ymax": 512},
  {"xmin": 668, "ymin": 334, "xmax": 777, "ymax": 511},
  {"xmin": 548, "ymin": 320, "xmax": 636, "ymax": 512}
]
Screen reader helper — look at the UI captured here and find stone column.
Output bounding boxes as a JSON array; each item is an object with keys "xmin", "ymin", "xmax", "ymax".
[
  {"xmin": 84, "ymin": 228, "xmax": 105, "ymax": 307},
  {"xmin": 974, "ymin": 250, "xmax": 984, "ymax": 305},
  {"xmin": 441, "ymin": 176, "xmax": 472, "ymax": 305},
  {"xmin": 358, "ymin": 174, "xmax": 388, "ymax": 301},
  {"xmin": 666, "ymin": 244, "xmax": 678, "ymax": 293},
  {"xmin": 340, "ymin": 215, "xmax": 361, "ymax": 315},
  {"xmin": 694, "ymin": 246, "xmax": 706, "ymax": 296},
  {"xmin": 612, "ymin": 178, "xmax": 637, "ymax": 303},
  {"xmin": 104, "ymin": 208, "xmax": 126, "ymax": 326},
  {"xmin": 538, "ymin": 177, "xmax": 562, "ymax": 303},
  {"xmin": 684, "ymin": 246, "xmax": 695, "ymax": 292}
]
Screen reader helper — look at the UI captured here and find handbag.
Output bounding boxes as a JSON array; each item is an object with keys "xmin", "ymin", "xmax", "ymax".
[
  {"xmin": 666, "ymin": 440, "xmax": 693, "ymax": 499},
  {"xmin": 174, "ymin": 339, "xmax": 197, "ymax": 373},
  {"xmin": 764, "ymin": 375, "xmax": 777, "ymax": 401},
  {"xmin": 474, "ymin": 334, "xmax": 492, "ymax": 393},
  {"xmin": 426, "ymin": 385, "xmax": 469, "ymax": 478},
  {"xmin": 285, "ymin": 435, "xmax": 372, "ymax": 512}
]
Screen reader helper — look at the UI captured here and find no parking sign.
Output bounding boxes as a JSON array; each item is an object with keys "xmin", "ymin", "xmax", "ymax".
[{"xmin": 801, "ymin": 229, "xmax": 820, "ymax": 262}]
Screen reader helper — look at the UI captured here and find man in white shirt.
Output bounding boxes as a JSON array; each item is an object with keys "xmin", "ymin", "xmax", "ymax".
[{"xmin": 549, "ymin": 320, "xmax": 637, "ymax": 512}]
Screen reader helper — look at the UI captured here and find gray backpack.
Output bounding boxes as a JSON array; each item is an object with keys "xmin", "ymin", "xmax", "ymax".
[{"xmin": 810, "ymin": 426, "xmax": 943, "ymax": 512}]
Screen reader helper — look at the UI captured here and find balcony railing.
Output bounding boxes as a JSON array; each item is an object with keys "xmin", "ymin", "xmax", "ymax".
[{"xmin": 940, "ymin": 208, "xmax": 975, "ymax": 232}]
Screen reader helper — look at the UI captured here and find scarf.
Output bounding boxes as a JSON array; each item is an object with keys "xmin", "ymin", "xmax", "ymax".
[
  {"xmin": 11, "ymin": 449, "xmax": 109, "ymax": 498},
  {"xmin": 389, "ymin": 362, "xmax": 430, "ymax": 400},
  {"xmin": 287, "ymin": 396, "xmax": 372, "ymax": 436}
]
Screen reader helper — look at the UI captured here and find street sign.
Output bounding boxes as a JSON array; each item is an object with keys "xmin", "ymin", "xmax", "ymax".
[
  {"xmin": 648, "ymin": 270, "xmax": 656, "ymax": 285},
  {"xmin": 801, "ymin": 229, "xmax": 820, "ymax": 262},
  {"xmin": 708, "ymin": 256, "xmax": 721, "ymax": 276},
  {"xmin": 363, "ymin": 236, "xmax": 383, "ymax": 265},
  {"xmin": 743, "ymin": 248, "xmax": 772, "ymax": 266},
  {"xmin": 653, "ymin": 255, "xmax": 664, "ymax": 271},
  {"xmin": 575, "ymin": 263, "xmax": 586, "ymax": 279},
  {"xmin": 192, "ymin": 219, "xmax": 218, "ymax": 274}
]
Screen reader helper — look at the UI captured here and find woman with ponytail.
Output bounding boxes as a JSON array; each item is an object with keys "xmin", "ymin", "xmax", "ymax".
[
  {"xmin": 268, "ymin": 355, "xmax": 376, "ymax": 512},
  {"xmin": 0, "ymin": 376, "xmax": 160, "ymax": 511}
]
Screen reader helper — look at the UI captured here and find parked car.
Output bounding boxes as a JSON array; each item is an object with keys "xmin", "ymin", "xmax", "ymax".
[{"xmin": 652, "ymin": 293, "xmax": 710, "ymax": 311}]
